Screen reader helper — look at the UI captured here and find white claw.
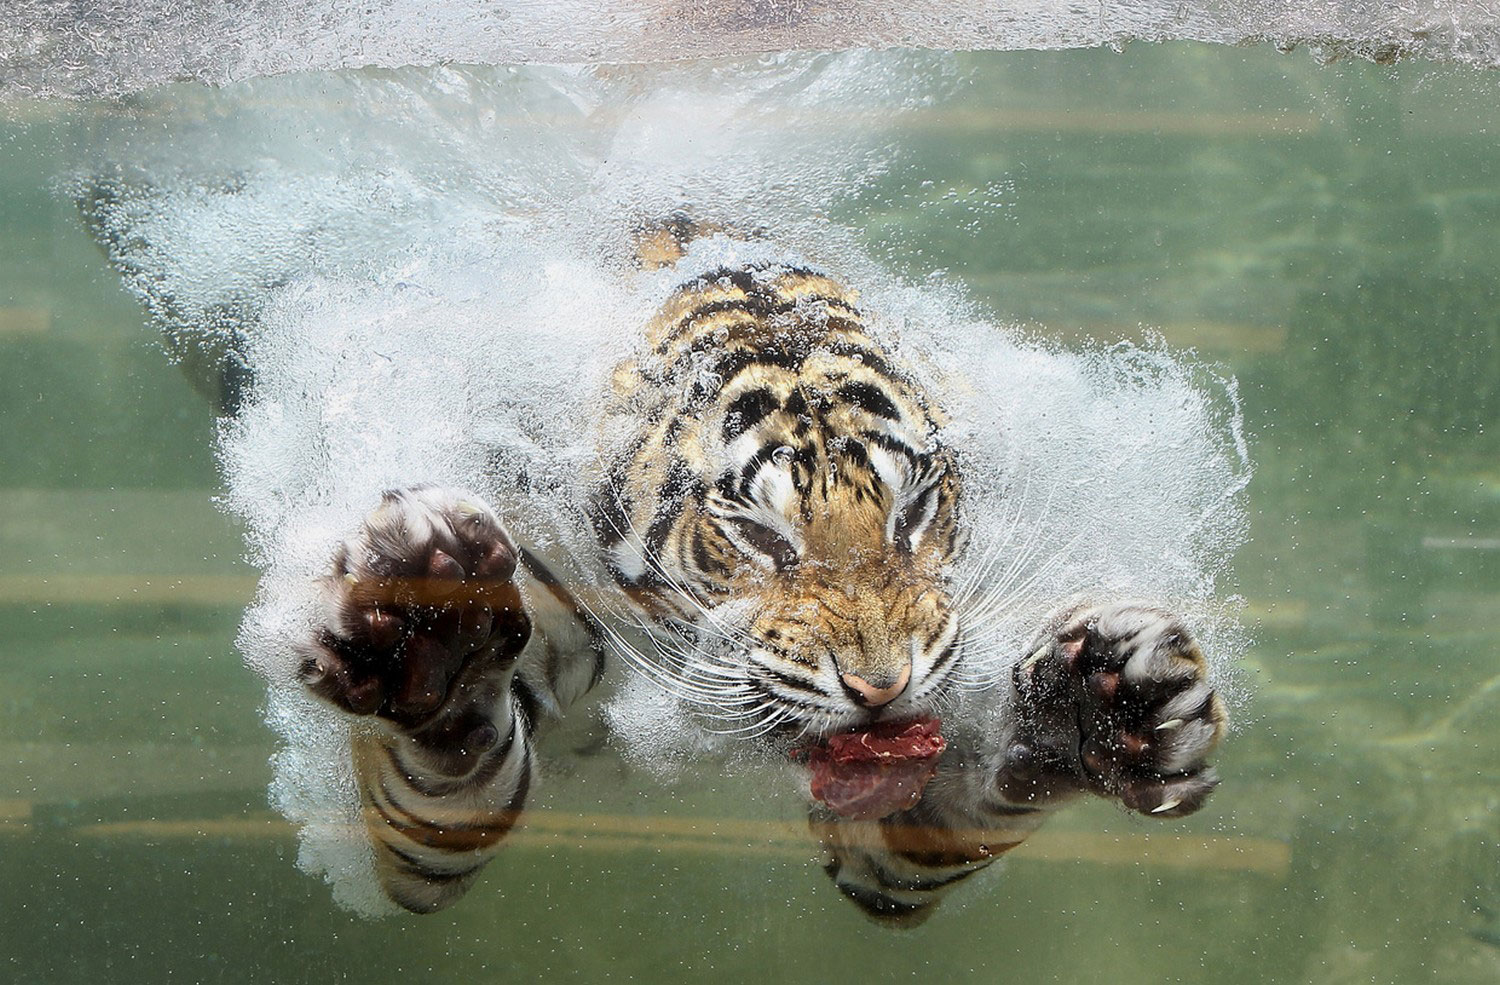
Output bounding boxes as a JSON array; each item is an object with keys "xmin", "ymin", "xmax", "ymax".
[
  {"xmin": 1155, "ymin": 718, "xmax": 1184, "ymax": 732},
  {"xmin": 1151, "ymin": 798, "xmax": 1182, "ymax": 814},
  {"xmin": 343, "ymin": 572, "xmax": 360, "ymax": 585}
]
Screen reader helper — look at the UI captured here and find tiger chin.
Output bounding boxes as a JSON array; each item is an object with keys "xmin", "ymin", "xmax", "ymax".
[{"xmin": 282, "ymin": 220, "xmax": 1230, "ymax": 921}]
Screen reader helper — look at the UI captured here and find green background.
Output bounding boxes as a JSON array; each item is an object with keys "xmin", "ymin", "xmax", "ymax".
[{"xmin": 1, "ymin": 44, "xmax": 1497, "ymax": 984}]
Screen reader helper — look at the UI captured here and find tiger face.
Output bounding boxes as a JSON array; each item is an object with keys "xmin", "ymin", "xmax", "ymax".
[
  {"xmin": 736, "ymin": 523, "xmax": 962, "ymax": 730},
  {"xmin": 704, "ymin": 402, "xmax": 962, "ymax": 731},
  {"xmin": 597, "ymin": 260, "xmax": 965, "ymax": 736}
]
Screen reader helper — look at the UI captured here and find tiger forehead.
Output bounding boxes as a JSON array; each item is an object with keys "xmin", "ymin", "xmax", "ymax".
[
  {"xmin": 646, "ymin": 265, "xmax": 864, "ymax": 356},
  {"xmin": 627, "ymin": 266, "xmax": 945, "ymax": 469}
]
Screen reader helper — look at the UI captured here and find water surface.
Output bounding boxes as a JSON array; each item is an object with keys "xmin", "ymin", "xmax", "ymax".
[{"xmin": 1, "ymin": 43, "xmax": 1497, "ymax": 984}]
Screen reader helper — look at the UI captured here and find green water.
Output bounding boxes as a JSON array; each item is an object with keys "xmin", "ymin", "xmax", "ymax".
[{"xmin": 2, "ymin": 43, "xmax": 1498, "ymax": 984}]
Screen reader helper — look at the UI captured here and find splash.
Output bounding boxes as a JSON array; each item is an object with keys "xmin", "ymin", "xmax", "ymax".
[
  {"xmin": 63, "ymin": 52, "xmax": 1252, "ymax": 913},
  {"xmin": 4, "ymin": 0, "xmax": 1499, "ymax": 101}
]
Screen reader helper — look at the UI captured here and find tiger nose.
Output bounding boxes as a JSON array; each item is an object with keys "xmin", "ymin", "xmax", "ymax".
[{"xmin": 840, "ymin": 663, "xmax": 912, "ymax": 707}]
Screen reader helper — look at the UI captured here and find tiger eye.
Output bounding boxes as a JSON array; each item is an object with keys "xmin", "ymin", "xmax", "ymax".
[{"xmin": 732, "ymin": 518, "xmax": 800, "ymax": 570}]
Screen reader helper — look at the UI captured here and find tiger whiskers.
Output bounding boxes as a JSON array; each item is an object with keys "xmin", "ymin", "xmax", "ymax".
[
  {"xmin": 702, "ymin": 704, "xmax": 795, "ymax": 739},
  {"xmin": 577, "ymin": 518, "xmax": 797, "ymax": 732},
  {"xmin": 569, "ymin": 582, "xmax": 765, "ymax": 722},
  {"xmin": 949, "ymin": 472, "xmax": 1049, "ymax": 612},
  {"xmin": 963, "ymin": 526, "xmax": 1084, "ymax": 634},
  {"xmin": 944, "ymin": 472, "xmax": 1086, "ymax": 687},
  {"xmin": 642, "ymin": 621, "xmax": 754, "ymax": 692},
  {"xmin": 919, "ymin": 680, "xmax": 966, "ymax": 723},
  {"xmin": 585, "ymin": 482, "xmax": 794, "ymax": 724}
]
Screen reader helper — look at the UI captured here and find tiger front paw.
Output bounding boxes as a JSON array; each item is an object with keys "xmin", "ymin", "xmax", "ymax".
[
  {"xmin": 1008, "ymin": 604, "xmax": 1226, "ymax": 818},
  {"xmin": 297, "ymin": 486, "xmax": 532, "ymax": 730}
]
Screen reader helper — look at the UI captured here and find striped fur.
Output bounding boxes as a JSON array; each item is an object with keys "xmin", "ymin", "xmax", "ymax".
[
  {"xmin": 301, "ymin": 488, "xmax": 604, "ymax": 913},
  {"xmin": 352, "ymin": 690, "xmax": 530, "ymax": 913},
  {"xmin": 351, "ymin": 546, "xmax": 604, "ymax": 911},
  {"xmin": 812, "ymin": 794, "xmax": 1052, "ymax": 926},
  {"xmin": 594, "ymin": 258, "xmax": 964, "ymax": 736},
  {"xmin": 323, "ymin": 251, "xmax": 982, "ymax": 913},
  {"xmin": 808, "ymin": 693, "xmax": 1086, "ymax": 925},
  {"xmin": 78, "ymin": 180, "xmax": 1231, "ymax": 918}
]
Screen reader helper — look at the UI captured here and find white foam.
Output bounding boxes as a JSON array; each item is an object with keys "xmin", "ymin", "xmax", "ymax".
[{"xmin": 4, "ymin": 0, "xmax": 1497, "ymax": 101}]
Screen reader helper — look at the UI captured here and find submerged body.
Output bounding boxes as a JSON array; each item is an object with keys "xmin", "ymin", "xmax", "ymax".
[{"xmin": 294, "ymin": 230, "xmax": 1229, "ymax": 919}]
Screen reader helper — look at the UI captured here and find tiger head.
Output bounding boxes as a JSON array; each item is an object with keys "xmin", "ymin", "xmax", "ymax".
[
  {"xmin": 604, "ymin": 374, "xmax": 966, "ymax": 737},
  {"xmin": 596, "ymin": 251, "xmax": 968, "ymax": 737}
]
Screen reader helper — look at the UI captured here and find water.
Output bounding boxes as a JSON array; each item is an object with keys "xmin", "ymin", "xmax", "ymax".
[
  {"xmin": 3, "ymin": 27, "xmax": 1499, "ymax": 985},
  {"xmin": 7, "ymin": 0, "xmax": 1499, "ymax": 96}
]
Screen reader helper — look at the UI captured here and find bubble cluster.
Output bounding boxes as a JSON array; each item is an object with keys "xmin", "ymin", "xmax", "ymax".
[{"xmin": 5, "ymin": 0, "xmax": 1496, "ymax": 101}]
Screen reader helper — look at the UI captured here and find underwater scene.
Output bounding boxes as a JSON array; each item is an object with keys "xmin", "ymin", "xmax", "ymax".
[{"xmin": 2, "ymin": 8, "xmax": 1498, "ymax": 984}]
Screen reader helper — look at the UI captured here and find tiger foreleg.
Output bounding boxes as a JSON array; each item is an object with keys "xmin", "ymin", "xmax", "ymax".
[
  {"xmin": 1001, "ymin": 603, "xmax": 1227, "ymax": 818},
  {"xmin": 295, "ymin": 485, "xmax": 540, "ymax": 913}
]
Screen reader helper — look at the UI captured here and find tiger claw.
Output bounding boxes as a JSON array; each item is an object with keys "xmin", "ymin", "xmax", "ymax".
[
  {"xmin": 303, "ymin": 486, "xmax": 530, "ymax": 727},
  {"xmin": 1020, "ymin": 603, "xmax": 1226, "ymax": 818},
  {"xmin": 428, "ymin": 549, "xmax": 465, "ymax": 582}
]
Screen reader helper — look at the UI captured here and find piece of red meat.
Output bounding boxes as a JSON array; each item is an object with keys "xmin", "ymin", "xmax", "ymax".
[{"xmin": 798, "ymin": 718, "xmax": 947, "ymax": 821}]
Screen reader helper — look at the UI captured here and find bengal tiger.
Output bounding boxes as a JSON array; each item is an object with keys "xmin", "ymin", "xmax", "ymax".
[{"xmin": 286, "ymin": 220, "xmax": 1229, "ymax": 919}]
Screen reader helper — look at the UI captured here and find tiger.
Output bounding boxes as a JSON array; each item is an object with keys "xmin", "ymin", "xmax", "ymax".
[
  {"xmin": 78, "ymin": 190, "xmax": 1229, "ymax": 920},
  {"xmin": 289, "ymin": 220, "xmax": 1229, "ymax": 919}
]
